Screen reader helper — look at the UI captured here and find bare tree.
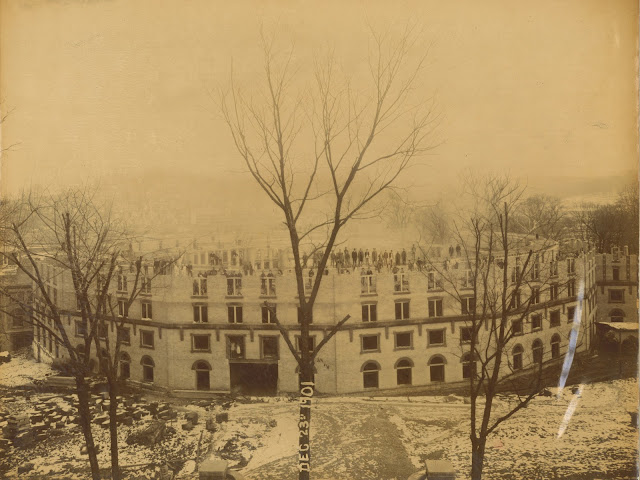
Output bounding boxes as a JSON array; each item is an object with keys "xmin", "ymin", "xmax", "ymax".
[
  {"xmin": 415, "ymin": 201, "xmax": 451, "ymax": 245},
  {"xmin": 93, "ymin": 255, "xmax": 144, "ymax": 480},
  {"xmin": 570, "ymin": 182, "xmax": 639, "ymax": 255},
  {"xmin": 511, "ymin": 194, "xmax": 566, "ymax": 243},
  {"xmin": 616, "ymin": 182, "xmax": 639, "ymax": 253},
  {"xmin": 220, "ymin": 27, "xmax": 437, "ymax": 479},
  {"xmin": 92, "ymin": 248, "xmax": 182, "ymax": 480},
  {"xmin": 382, "ymin": 190, "xmax": 418, "ymax": 229},
  {"xmin": 572, "ymin": 202, "xmax": 625, "ymax": 254},
  {"xmin": 0, "ymin": 188, "xmax": 128, "ymax": 480},
  {"xmin": 420, "ymin": 175, "xmax": 580, "ymax": 480}
]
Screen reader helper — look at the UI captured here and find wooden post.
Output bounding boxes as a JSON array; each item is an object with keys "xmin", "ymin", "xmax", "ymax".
[{"xmin": 298, "ymin": 380, "xmax": 314, "ymax": 479}]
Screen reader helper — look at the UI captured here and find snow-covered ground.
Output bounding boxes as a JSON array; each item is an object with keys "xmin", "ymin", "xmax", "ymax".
[
  {"xmin": 227, "ymin": 382, "xmax": 639, "ymax": 480},
  {"xmin": 387, "ymin": 381, "xmax": 639, "ymax": 480},
  {"xmin": 0, "ymin": 352, "xmax": 54, "ymax": 388},
  {"xmin": 0, "ymin": 355, "xmax": 637, "ymax": 479}
]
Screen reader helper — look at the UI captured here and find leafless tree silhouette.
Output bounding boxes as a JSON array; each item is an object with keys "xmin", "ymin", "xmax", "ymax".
[
  {"xmin": 220, "ymin": 26, "xmax": 438, "ymax": 479},
  {"xmin": 419, "ymin": 175, "xmax": 579, "ymax": 480},
  {"xmin": 0, "ymin": 188, "xmax": 182, "ymax": 479},
  {"xmin": 0, "ymin": 188, "xmax": 125, "ymax": 479}
]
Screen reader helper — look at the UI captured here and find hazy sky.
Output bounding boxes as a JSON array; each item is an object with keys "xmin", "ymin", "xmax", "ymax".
[{"xmin": 0, "ymin": 0, "xmax": 637, "ymax": 200}]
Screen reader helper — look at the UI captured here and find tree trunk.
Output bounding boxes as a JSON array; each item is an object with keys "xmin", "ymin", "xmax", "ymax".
[
  {"xmin": 108, "ymin": 378, "xmax": 121, "ymax": 480},
  {"xmin": 298, "ymin": 363, "xmax": 314, "ymax": 480},
  {"xmin": 470, "ymin": 438, "xmax": 486, "ymax": 480},
  {"xmin": 76, "ymin": 376, "xmax": 101, "ymax": 480}
]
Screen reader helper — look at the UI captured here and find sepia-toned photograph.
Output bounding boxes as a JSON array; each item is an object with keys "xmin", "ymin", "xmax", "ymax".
[{"xmin": 0, "ymin": 1, "xmax": 638, "ymax": 479}]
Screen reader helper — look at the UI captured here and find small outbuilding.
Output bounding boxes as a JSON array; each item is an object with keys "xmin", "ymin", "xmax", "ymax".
[{"xmin": 596, "ymin": 322, "xmax": 639, "ymax": 351}]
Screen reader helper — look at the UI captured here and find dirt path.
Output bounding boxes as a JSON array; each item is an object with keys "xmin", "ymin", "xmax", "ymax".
[{"xmin": 241, "ymin": 402, "xmax": 417, "ymax": 480}]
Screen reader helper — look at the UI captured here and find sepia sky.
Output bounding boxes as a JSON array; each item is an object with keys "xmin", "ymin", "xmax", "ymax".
[{"xmin": 0, "ymin": 0, "xmax": 637, "ymax": 202}]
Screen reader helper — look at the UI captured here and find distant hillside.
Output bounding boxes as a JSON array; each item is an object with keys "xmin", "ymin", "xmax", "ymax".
[
  {"xmin": 528, "ymin": 171, "xmax": 636, "ymax": 202},
  {"xmin": 38, "ymin": 166, "xmax": 634, "ymax": 241}
]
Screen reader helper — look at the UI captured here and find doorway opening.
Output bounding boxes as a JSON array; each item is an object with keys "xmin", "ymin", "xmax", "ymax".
[{"xmin": 229, "ymin": 362, "xmax": 278, "ymax": 395}]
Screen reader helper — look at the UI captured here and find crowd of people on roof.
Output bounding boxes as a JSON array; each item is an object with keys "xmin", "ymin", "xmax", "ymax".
[
  {"xmin": 299, "ymin": 245, "xmax": 428, "ymax": 273},
  {"xmin": 147, "ymin": 242, "xmax": 472, "ymax": 277},
  {"xmin": 300, "ymin": 244, "xmax": 471, "ymax": 273}
]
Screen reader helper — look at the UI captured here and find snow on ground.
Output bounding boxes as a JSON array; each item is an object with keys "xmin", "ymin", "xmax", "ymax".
[
  {"xmin": 0, "ymin": 379, "xmax": 246, "ymax": 477},
  {"xmin": 388, "ymin": 379, "xmax": 639, "ymax": 480},
  {"xmin": 1, "ymin": 398, "xmax": 231, "ymax": 479},
  {"xmin": 241, "ymin": 406, "xmax": 298, "ymax": 472},
  {"xmin": 0, "ymin": 353, "xmax": 54, "ymax": 387},
  {"xmin": 229, "ymin": 381, "xmax": 638, "ymax": 480},
  {"xmin": 0, "ymin": 355, "xmax": 637, "ymax": 479}
]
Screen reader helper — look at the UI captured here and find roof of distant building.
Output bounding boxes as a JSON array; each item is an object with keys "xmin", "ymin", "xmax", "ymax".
[{"xmin": 596, "ymin": 322, "xmax": 639, "ymax": 332}]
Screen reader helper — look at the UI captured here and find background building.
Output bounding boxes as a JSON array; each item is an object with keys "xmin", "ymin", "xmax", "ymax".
[
  {"xmin": 0, "ymin": 258, "xmax": 34, "ymax": 353},
  {"xmin": 595, "ymin": 246, "xmax": 638, "ymax": 324},
  {"xmin": 594, "ymin": 246, "xmax": 639, "ymax": 350},
  {"xmin": 29, "ymin": 238, "xmax": 599, "ymax": 395}
]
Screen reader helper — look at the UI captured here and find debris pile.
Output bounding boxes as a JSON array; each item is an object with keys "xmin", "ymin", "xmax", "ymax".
[
  {"xmin": 1, "ymin": 395, "xmax": 81, "ymax": 450},
  {"xmin": 90, "ymin": 396, "xmax": 176, "ymax": 428},
  {"xmin": 0, "ymin": 356, "xmax": 269, "ymax": 478},
  {"xmin": 4, "ymin": 414, "xmax": 33, "ymax": 448},
  {"xmin": 126, "ymin": 420, "xmax": 167, "ymax": 446},
  {"xmin": 182, "ymin": 411, "xmax": 198, "ymax": 431}
]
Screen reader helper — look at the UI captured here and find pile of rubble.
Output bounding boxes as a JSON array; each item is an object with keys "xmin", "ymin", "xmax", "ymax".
[
  {"xmin": 180, "ymin": 410, "xmax": 228, "ymax": 433},
  {"xmin": 0, "ymin": 387, "xmax": 260, "ymax": 479},
  {"xmin": 0, "ymin": 392, "xmax": 189, "ymax": 454},
  {"xmin": 92, "ymin": 396, "xmax": 179, "ymax": 430},
  {"xmin": 0, "ymin": 394, "xmax": 80, "ymax": 452}
]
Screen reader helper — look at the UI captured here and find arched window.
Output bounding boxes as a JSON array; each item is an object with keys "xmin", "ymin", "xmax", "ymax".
[
  {"xmin": 610, "ymin": 309, "xmax": 625, "ymax": 323},
  {"xmin": 428, "ymin": 355, "xmax": 446, "ymax": 382},
  {"xmin": 192, "ymin": 360, "xmax": 212, "ymax": 391},
  {"xmin": 119, "ymin": 352, "xmax": 131, "ymax": 380},
  {"xmin": 532, "ymin": 339, "xmax": 543, "ymax": 364},
  {"xmin": 512, "ymin": 344, "xmax": 524, "ymax": 370},
  {"xmin": 550, "ymin": 334, "xmax": 561, "ymax": 359},
  {"xmin": 192, "ymin": 360, "xmax": 211, "ymax": 370},
  {"xmin": 395, "ymin": 358, "xmax": 413, "ymax": 386},
  {"xmin": 141, "ymin": 355, "xmax": 155, "ymax": 382},
  {"xmin": 461, "ymin": 352, "xmax": 476, "ymax": 379},
  {"xmin": 361, "ymin": 361, "xmax": 381, "ymax": 389}
]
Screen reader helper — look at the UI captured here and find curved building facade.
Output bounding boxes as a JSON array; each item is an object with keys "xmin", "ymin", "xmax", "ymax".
[{"xmin": 31, "ymin": 243, "xmax": 599, "ymax": 395}]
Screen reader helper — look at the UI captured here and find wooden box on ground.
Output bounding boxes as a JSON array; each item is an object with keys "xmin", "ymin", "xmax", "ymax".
[
  {"xmin": 426, "ymin": 460, "xmax": 456, "ymax": 480},
  {"xmin": 199, "ymin": 458, "xmax": 228, "ymax": 480}
]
